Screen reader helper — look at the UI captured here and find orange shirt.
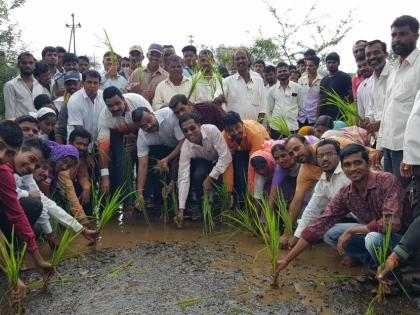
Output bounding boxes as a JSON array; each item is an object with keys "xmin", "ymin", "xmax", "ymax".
[{"xmin": 223, "ymin": 120, "xmax": 270, "ymax": 191}]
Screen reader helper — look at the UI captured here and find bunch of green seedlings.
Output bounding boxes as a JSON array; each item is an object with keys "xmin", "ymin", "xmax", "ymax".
[
  {"xmin": 0, "ymin": 227, "xmax": 26, "ymax": 314},
  {"xmin": 322, "ymin": 88, "xmax": 361, "ymax": 126}
]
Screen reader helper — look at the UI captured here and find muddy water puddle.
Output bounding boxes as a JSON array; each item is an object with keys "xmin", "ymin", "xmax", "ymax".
[{"xmin": 3, "ymin": 215, "xmax": 417, "ymax": 315}]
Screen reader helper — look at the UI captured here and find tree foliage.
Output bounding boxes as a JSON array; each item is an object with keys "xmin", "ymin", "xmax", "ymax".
[
  {"xmin": 0, "ymin": 0, "xmax": 25, "ymax": 118},
  {"xmin": 264, "ymin": 0, "xmax": 354, "ymax": 64}
]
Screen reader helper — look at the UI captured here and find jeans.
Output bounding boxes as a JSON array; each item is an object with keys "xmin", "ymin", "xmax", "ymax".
[
  {"xmin": 383, "ymin": 148, "xmax": 410, "ymax": 188},
  {"xmin": 232, "ymin": 151, "xmax": 249, "ymax": 202},
  {"xmin": 323, "ymin": 223, "xmax": 401, "ymax": 266},
  {"xmin": 188, "ymin": 159, "xmax": 215, "ymax": 204}
]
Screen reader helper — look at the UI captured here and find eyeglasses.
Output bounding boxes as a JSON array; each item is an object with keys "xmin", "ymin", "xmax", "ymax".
[
  {"xmin": 182, "ymin": 125, "xmax": 197, "ymax": 133},
  {"xmin": 316, "ymin": 151, "xmax": 337, "ymax": 159}
]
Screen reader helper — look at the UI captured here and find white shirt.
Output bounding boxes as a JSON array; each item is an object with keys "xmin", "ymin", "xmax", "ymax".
[
  {"xmin": 136, "ymin": 107, "xmax": 184, "ymax": 157},
  {"xmin": 153, "ymin": 77, "xmax": 203, "ymax": 110},
  {"xmin": 97, "ymin": 93, "xmax": 152, "ymax": 143},
  {"xmin": 403, "ymin": 91, "xmax": 420, "ymax": 164},
  {"xmin": 216, "ymin": 72, "xmax": 267, "ymax": 120},
  {"xmin": 266, "ymin": 80, "xmax": 302, "ymax": 131},
  {"xmin": 14, "ymin": 174, "xmax": 83, "ymax": 234},
  {"xmin": 294, "ymin": 163, "xmax": 351, "ymax": 238},
  {"xmin": 67, "ymin": 88, "xmax": 106, "ymax": 142},
  {"xmin": 356, "ymin": 78, "xmax": 373, "ymax": 119},
  {"xmin": 198, "ymin": 76, "xmax": 222, "ymax": 102},
  {"xmin": 3, "ymin": 75, "xmax": 45, "ymax": 119},
  {"xmin": 177, "ymin": 124, "xmax": 232, "ymax": 209},
  {"xmin": 366, "ymin": 63, "xmax": 391, "ymax": 121},
  {"xmin": 377, "ymin": 48, "xmax": 420, "ymax": 151},
  {"xmin": 100, "ymin": 71, "xmax": 128, "ymax": 92}
]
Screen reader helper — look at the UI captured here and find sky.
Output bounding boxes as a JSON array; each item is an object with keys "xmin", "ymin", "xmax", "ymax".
[{"xmin": 9, "ymin": 0, "xmax": 420, "ymax": 72}]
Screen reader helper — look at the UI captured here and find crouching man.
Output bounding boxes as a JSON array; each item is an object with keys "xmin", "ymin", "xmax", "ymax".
[
  {"xmin": 176, "ymin": 113, "xmax": 232, "ymax": 227},
  {"xmin": 275, "ymin": 144, "xmax": 410, "ymax": 279}
]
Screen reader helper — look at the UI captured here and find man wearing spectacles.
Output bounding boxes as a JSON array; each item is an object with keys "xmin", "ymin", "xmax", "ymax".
[{"xmin": 176, "ymin": 113, "xmax": 232, "ymax": 227}]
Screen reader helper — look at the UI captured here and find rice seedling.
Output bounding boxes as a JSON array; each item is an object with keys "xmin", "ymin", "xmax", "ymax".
[
  {"xmin": 187, "ymin": 70, "xmax": 204, "ymax": 101},
  {"xmin": 177, "ymin": 296, "xmax": 203, "ymax": 310},
  {"xmin": 215, "ymin": 181, "xmax": 230, "ymax": 213},
  {"xmin": 322, "ymin": 88, "xmax": 361, "ymax": 126},
  {"xmin": 0, "ymin": 227, "xmax": 26, "ymax": 314},
  {"xmin": 106, "ymin": 260, "xmax": 135, "ymax": 278},
  {"xmin": 276, "ymin": 192, "xmax": 293, "ymax": 237},
  {"xmin": 136, "ymin": 192, "xmax": 150, "ymax": 225},
  {"xmin": 160, "ymin": 180, "xmax": 170, "ymax": 224},
  {"xmin": 97, "ymin": 186, "xmax": 132, "ymax": 233},
  {"xmin": 364, "ymin": 302, "xmax": 375, "ymax": 315},
  {"xmin": 202, "ymin": 193, "xmax": 215, "ymax": 234},
  {"xmin": 102, "ymin": 29, "xmax": 117, "ymax": 65},
  {"xmin": 267, "ymin": 116, "xmax": 291, "ymax": 138},
  {"xmin": 253, "ymin": 197, "xmax": 281, "ymax": 288},
  {"xmin": 370, "ymin": 218, "xmax": 393, "ymax": 304},
  {"xmin": 136, "ymin": 61, "xmax": 144, "ymax": 84},
  {"xmin": 171, "ymin": 186, "xmax": 179, "ymax": 218},
  {"xmin": 212, "ymin": 63, "xmax": 225, "ymax": 95},
  {"xmin": 49, "ymin": 226, "xmax": 82, "ymax": 268}
]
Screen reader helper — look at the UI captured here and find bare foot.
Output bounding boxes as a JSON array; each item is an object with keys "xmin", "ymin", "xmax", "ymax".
[{"xmin": 340, "ymin": 256, "xmax": 361, "ymax": 267}]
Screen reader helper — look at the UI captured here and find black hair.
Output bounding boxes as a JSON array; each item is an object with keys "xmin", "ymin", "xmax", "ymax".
[
  {"xmin": 122, "ymin": 57, "xmax": 130, "ymax": 62},
  {"xmin": 316, "ymin": 138, "xmax": 341, "ymax": 155},
  {"xmin": 250, "ymin": 156, "xmax": 268, "ymax": 169},
  {"xmin": 17, "ymin": 52, "xmax": 34, "ymax": 63},
  {"xmin": 0, "ymin": 120, "xmax": 23, "ymax": 149},
  {"xmin": 82, "ymin": 70, "xmax": 101, "ymax": 83},
  {"xmin": 41, "ymin": 46, "xmax": 56, "ymax": 59},
  {"xmin": 34, "ymin": 62, "xmax": 50, "ymax": 77},
  {"xmin": 314, "ymin": 115, "xmax": 334, "ymax": 129},
  {"xmin": 15, "ymin": 115, "xmax": 40, "ymax": 126},
  {"xmin": 303, "ymin": 49, "xmax": 316, "ymax": 57},
  {"xmin": 263, "ymin": 65, "xmax": 276, "ymax": 73},
  {"xmin": 326, "ymin": 52, "xmax": 340, "ymax": 63},
  {"xmin": 222, "ymin": 111, "xmax": 242, "ymax": 127},
  {"xmin": 178, "ymin": 113, "xmax": 200, "ymax": 128},
  {"xmin": 169, "ymin": 94, "xmax": 189, "ymax": 109},
  {"xmin": 163, "ymin": 45, "xmax": 174, "ymax": 49},
  {"xmin": 21, "ymin": 138, "xmax": 51, "ymax": 160},
  {"xmin": 276, "ymin": 62, "xmax": 289, "ymax": 69},
  {"xmin": 78, "ymin": 55, "xmax": 90, "ymax": 63},
  {"xmin": 103, "ymin": 51, "xmax": 116, "ymax": 59},
  {"xmin": 254, "ymin": 59, "xmax": 265, "ymax": 67},
  {"xmin": 366, "ymin": 40, "xmax": 387, "ymax": 53},
  {"xmin": 131, "ymin": 107, "xmax": 151, "ymax": 123},
  {"xmin": 182, "ymin": 45, "xmax": 197, "ymax": 55},
  {"xmin": 391, "ymin": 15, "xmax": 419, "ymax": 33},
  {"xmin": 290, "ymin": 69, "xmax": 301, "ymax": 77},
  {"xmin": 34, "ymin": 94, "xmax": 53, "ymax": 110},
  {"xmin": 297, "ymin": 59, "xmax": 305, "ymax": 65},
  {"xmin": 288, "ymin": 64, "xmax": 297, "ymax": 70},
  {"xmin": 285, "ymin": 134, "xmax": 307, "ymax": 146},
  {"xmin": 69, "ymin": 128, "xmax": 92, "ymax": 144},
  {"xmin": 340, "ymin": 143, "xmax": 369, "ymax": 163},
  {"xmin": 305, "ymin": 55, "xmax": 320, "ymax": 66},
  {"xmin": 271, "ymin": 143, "xmax": 287, "ymax": 155},
  {"xmin": 198, "ymin": 49, "xmax": 214, "ymax": 61},
  {"xmin": 353, "ymin": 40, "xmax": 367, "ymax": 46},
  {"xmin": 62, "ymin": 53, "xmax": 78, "ymax": 64},
  {"xmin": 55, "ymin": 46, "xmax": 66, "ymax": 54},
  {"xmin": 103, "ymin": 86, "xmax": 123, "ymax": 101}
]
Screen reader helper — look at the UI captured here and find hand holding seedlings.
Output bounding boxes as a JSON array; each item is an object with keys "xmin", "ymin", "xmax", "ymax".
[
  {"xmin": 155, "ymin": 158, "xmax": 169, "ymax": 173},
  {"xmin": 11, "ymin": 279, "xmax": 27, "ymax": 304},
  {"xmin": 82, "ymin": 228, "xmax": 98, "ymax": 242},
  {"xmin": 376, "ymin": 257, "xmax": 397, "ymax": 286},
  {"xmin": 101, "ymin": 176, "xmax": 110, "ymax": 194},
  {"xmin": 279, "ymin": 233, "xmax": 289, "ymax": 249},
  {"xmin": 202, "ymin": 176, "xmax": 213, "ymax": 193}
]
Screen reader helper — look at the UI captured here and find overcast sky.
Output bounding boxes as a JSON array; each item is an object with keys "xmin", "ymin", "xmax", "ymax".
[{"xmin": 10, "ymin": 0, "xmax": 419, "ymax": 72}]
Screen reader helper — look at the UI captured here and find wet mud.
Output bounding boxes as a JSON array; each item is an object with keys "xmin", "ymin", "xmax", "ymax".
[{"xmin": 1, "ymin": 217, "xmax": 419, "ymax": 315}]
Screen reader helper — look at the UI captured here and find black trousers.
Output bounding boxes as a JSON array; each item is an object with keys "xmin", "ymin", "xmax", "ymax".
[
  {"xmin": 0, "ymin": 196, "xmax": 43, "ymax": 243},
  {"xmin": 232, "ymin": 151, "xmax": 249, "ymax": 201},
  {"xmin": 188, "ymin": 159, "xmax": 215, "ymax": 204}
]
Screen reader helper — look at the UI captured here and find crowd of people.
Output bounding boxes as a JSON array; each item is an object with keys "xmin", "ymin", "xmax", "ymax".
[{"xmin": 1, "ymin": 13, "xmax": 420, "ymax": 304}]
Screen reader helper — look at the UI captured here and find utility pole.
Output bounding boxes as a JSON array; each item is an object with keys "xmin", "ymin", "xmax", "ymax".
[
  {"xmin": 187, "ymin": 35, "xmax": 194, "ymax": 45},
  {"xmin": 65, "ymin": 13, "xmax": 81, "ymax": 54}
]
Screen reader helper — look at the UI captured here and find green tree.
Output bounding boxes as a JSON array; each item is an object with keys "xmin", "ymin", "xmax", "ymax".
[
  {"xmin": 264, "ymin": 0, "xmax": 354, "ymax": 64},
  {"xmin": 0, "ymin": 0, "xmax": 26, "ymax": 118},
  {"xmin": 213, "ymin": 44, "xmax": 239, "ymax": 69}
]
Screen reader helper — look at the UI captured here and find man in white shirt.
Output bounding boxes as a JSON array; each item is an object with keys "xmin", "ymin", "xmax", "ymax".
[
  {"xmin": 98, "ymin": 86, "xmax": 152, "ymax": 195},
  {"xmin": 376, "ymin": 15, "xmax": 420, "ymax": 188},
  {"xmin": 355, "ymin": 55, "xmax": 374, "ymax": 118},
  {"xmin": 101, "ymin": 51, "xmax": 128, "ymax": 92},
  {"xmin": 67, "ymin": 70, "xmax": 106, "ymax": 145},
  {"xmin": 4, "ymin": 52, "xmax": 44, "ymax": 119},
  {"xmin": 197, "ymin": 49, "xmax": 222, "ymax": 101},
  {"xmin": 176, "ymin": 113, "xmax": 232, "ymax": 227},
  {"xmin": 267, "ymin": 62, "xmax": 302, "ymax": 139},
  {"xmin": 290, "ymin": 139, "xmax": 351, "ymax": 250},
  {"xmin": 363, "ymin": 40, "xmax": 391, "ymax": 135},
  {"xmin": 132, "ymin": 107, "xmax": 184, "ymax": 207},
  {"xmin": 153, "ymin": 55, "xmax": 202, "ymax": 110},
  {"xmin": 214, "ymin": 49, "xmax": 267, "ymax": 121}
]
